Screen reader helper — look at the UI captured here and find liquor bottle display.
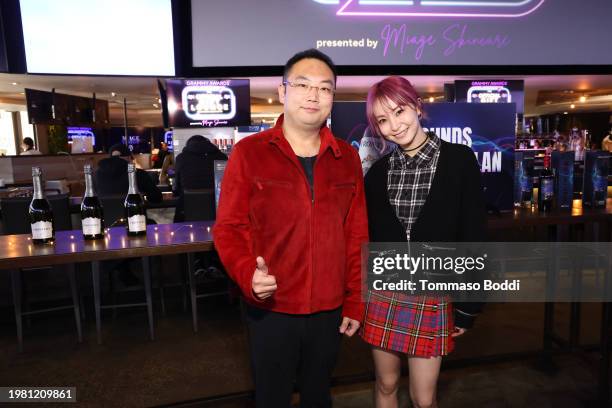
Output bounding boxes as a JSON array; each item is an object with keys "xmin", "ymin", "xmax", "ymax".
[
  {"xmin": 124, "ymin": 163, "xmax": 147, "ymax": 236},
  {"xmin": 538, "ymin": 155, "xmax": 554, "ymax": 212},
  {"xmin": 29, "ymin": 167, "xmax": 54, "ymax": 244},
  {"xmin": 81, "ymin": 164, "xmax": 104, "ymax": 239}
]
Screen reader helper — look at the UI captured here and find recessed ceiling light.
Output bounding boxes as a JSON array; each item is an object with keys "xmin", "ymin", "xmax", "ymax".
[
  {"xmin": 267, "ymin": 98, "xmax": 273, "ymax": 104},
  {"xmin": 579, "ymin": 96, "xmax": 586, "ymax": 103},
  {"xmin": 111, "ymin": 92, "xmax": 116, "ymax": 97},
  {"xmin": 428, "ymin": 96, "xmax": 434, "ymax": 103},
  {"xmin": 11, "ymin": 82, "xmax": 18, "ymax": 86},
  {"xmin": 570, "ymin": 104, "xmax": 575, "ymax": 109}
]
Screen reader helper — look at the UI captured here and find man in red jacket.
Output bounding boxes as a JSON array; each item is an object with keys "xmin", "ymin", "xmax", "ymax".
[{"xmin": 213, "ymin": 49, "xmax": 368, "ymax": 408}]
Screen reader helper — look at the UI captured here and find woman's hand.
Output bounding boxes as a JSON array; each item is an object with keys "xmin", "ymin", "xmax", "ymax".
[{"xmin": 451, "ymin": 327, "xmax": 467, "ymax": 338}]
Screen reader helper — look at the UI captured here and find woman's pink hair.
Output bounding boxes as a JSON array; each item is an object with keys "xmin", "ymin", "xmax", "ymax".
[{"xmin": 366, "ymin": 76, "xmax": 423, "ymax": 150}]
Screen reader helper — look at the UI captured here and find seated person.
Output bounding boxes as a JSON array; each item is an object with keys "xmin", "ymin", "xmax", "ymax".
[
  {"xmin": 20, "ymin": 137, "xmax": 42, "ymax": 155},
  {"xmin": 173, "ymin": 135, "xmax": 227, "ymax": 222},
  {"xmin": 96, "ymin": 143, "xmax": 162, "ymax": 204}
]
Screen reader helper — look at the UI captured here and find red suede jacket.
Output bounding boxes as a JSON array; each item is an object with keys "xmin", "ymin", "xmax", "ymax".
[{"xmin": 213, "ymin": 115, "xmax": 368, "ymax": 322}]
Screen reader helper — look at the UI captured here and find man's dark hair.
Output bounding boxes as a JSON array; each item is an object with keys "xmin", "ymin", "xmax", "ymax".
[
  {"xmin": 108, "ymin": 143, "xmax": 131, "ymax": 157},
  {"xmin": 283, "ymin": 49, "xmax": 337, "ymax": 86},
  {"xmin": 22, "ymin": 137, "xmax": 34, "ymax": 149},
  {"xmin": 186, "ymin": 135, "xmax": 207, "ymax": 146}
]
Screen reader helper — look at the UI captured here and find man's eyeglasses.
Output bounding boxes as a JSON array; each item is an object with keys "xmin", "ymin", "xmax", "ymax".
[{"xmin": 283, "ymin": 81, "xmax": 335, "ymax": 98}]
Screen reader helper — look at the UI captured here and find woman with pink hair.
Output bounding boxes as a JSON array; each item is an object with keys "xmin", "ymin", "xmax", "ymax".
[{"xmin": 360, "ymin": 76, "xmax": 486, "ymax": 408}]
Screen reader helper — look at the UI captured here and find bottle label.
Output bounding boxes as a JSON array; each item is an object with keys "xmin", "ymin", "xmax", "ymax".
[
  {"xmin": 541, "ymin": 178, "xmax": 554, "ymax": 199},
  {"xmin": 31, "ymin": 221, "xmax": 53, "ymax": 239},
  {"xmin": 128, "ymin": 215, "xmax": 146, "ymax": 232},
  {"xmin": 82, "ymin": 217, "xmax": 102, "ymax": 236}
]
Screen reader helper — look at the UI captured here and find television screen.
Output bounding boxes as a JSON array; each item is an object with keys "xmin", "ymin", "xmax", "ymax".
[
  {"xmin": 67, "ymin": 127, "xmax": 95, "ymax": 153},
  {"xmin": 25, "ymin": 88, "xmax": 53, "ymax": 124},
  {"xmin": 93, "ymin": 99, "xmax": 110, "ymax": 125},
  {"xmin": 19, "ymin": 0, "xmax": 175, "ymax": 75},
  {"xmin": 455, "ymin": 80, "xmax": 524, "ymax": 115},
  {"xmin": 191, "ymin": 0, "xmax": 612, "ymax": 67},
  {"xmin": 72, "ymin": 97, "xmax": 93, "ymax": 125},
  {"xmin": 165, "ymin": 79, "xmax": 251, "ymax": 128}
]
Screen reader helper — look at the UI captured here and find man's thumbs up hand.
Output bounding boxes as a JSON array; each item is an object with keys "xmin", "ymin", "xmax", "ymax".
[{"xmin": 252, "ymin": 256, "xmax": 277, "ymax": 300}]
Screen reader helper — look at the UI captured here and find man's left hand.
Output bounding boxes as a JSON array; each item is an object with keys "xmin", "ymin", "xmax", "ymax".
[{"xmin": 339, "ymin": 317, "xmax": 360, "ymax": 337}]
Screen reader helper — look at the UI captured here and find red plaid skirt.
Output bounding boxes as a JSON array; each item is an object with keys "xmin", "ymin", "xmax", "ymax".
[{"xmin": 360, "ymin": 291, "xmax": 454, "ymax": 357}]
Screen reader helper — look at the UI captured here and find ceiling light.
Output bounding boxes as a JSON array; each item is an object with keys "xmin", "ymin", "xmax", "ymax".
[
  {"xmin": 267, "ymin": 98, "xmax": 273, "ymax": 104},
  {"xmin": 428, "ymin": 97, "xmax": 434, "ymax": 103},
  {"xmin": 111, "ymin": 92, "xmax": 116, "ymax": 97},
  {"xmin": 563, "ymin": 112, "xmax": 568, "ymax": 115},
  {"xmin": 11, "ymin": 82, "xmax": 18, "ymax": 86},
  {"xmin": 570, "ymin": 104, "xmax": 575, "ymax": 109},
  {"xmin": 579, "ymin": 96, "xmax": 586, "ymax": 103}
]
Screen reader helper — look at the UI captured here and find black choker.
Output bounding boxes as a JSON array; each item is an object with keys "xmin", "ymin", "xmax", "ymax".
[{"xmin": 402, "ymin": 134, "xmax": 429, "ymax": 152}]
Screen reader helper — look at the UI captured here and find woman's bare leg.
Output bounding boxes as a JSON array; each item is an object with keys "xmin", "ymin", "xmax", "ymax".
[
  {"xmin": 407, "ymin": 356, "xmax": 442, "ymax": 408},
  {"xmin": 372, "ymin": 347, "xmax": 402, "ymax": 408}
]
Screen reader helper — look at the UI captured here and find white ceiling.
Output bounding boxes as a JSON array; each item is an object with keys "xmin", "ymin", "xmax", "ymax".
[{"xmin": 0, "ymin": 73, "xmax": 611, "ymax": 126}]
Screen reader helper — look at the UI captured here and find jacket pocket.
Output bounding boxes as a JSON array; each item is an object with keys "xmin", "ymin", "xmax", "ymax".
[
  {"xmin": 331, "ymin": 181, "xmax": 356, "ymax": 220},
  {"xmin": 251, "ymin": 178, "xmax": 299, "ymax": 231},
  {"xmin": 255, "ymin": 178, "xmax": 293, "ymax": 190},
  {"xmin": 332, "ymin": 181, "xmax": 356, "ymax": 191}
]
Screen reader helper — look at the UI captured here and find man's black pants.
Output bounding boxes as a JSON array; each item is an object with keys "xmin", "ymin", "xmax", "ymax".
[{"xmin": 245, "ymin": 304, "xmax": 343, "ymax": 408}]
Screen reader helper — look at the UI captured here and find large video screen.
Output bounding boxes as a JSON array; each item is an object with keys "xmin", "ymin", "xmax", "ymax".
[
  {"xmin": 165, "ymin": 79, "xmax": 251, "ymax": 128},
  {"xmin": 192, "ymin": 0, "xmax": 612, "ymax": 67},
  {"xmin": 20, "ymin": 0, "xmax": 175, "ymax": 75}
]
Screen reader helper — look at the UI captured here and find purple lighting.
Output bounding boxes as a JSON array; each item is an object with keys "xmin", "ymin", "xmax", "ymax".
[{"xmin": 324, "ymin": 0, "xmax": 546, "ymax": 17}]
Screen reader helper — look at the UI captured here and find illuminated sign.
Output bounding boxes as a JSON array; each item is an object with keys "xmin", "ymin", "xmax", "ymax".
[
  {"xmin": 182, "ymin": 86, "xmax": 237, "ymax": 121},
  {"xmin": 467, "ymin": 85, "xmax": 512, "ymax": 104},
  {"xmin": 164, "ymin": 130, "xmax": 174, "ymax": 152},
  {"xmin": 312, "ymin": 0, "xmax": 546, "ymax": 17},
  {"xmin": 455, "ymin": 80, "xmax": 524, "ymax": 114},
  {"xmin": 165, "ymin": 79, "xmax": 250, "ymax": 128}
]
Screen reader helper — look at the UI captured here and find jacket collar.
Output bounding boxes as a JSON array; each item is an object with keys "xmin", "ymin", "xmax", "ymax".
[{"xmin": 268, "ymin": 114, "xmax": 342, "ymax": 159}]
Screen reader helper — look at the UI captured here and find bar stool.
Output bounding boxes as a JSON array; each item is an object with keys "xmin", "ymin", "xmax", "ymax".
[
  {"xmin": 100, "ymin": 194, "xmax": 167, "ymax": 315},
  {"xmin": 0, "ymin": 194, "xmax": 82, "ymax": 352},
  {"xmin": 91, "ymin": 256, "xmax": 154, "ymax": 344},
  {"xmin": 183, "ymin": 189, "xmax": 231, "ymax": 333}
]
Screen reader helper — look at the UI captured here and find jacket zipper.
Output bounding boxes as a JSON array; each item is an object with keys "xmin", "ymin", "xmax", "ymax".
[
  {"xmin": 309, "ymin": 156, "xmax": 317, "ymax": 313},
  {"xmin": 271, "ymin": 142, "xmax": 319, "ymax": 314}
]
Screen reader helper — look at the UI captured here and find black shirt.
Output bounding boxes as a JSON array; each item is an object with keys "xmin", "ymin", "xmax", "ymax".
[{"xmin": 297, "ymin": 155, "xmax": 317, "ymax": 198}]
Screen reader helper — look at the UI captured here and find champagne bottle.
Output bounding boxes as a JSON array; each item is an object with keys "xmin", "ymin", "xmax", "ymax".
[
  {"xmin": 538, "ymin": 155, "xmax": 554, "ymax": 212},
  {"xmin": 29, "ymin": 167, "xmax": 54, "ymax": 244},
  {"xmin": 81, "ymin": 164, "xmax": 104, "ymax": 239},
  {"xmin": 125, "ymin": 163, "xmax": 146, "ymax": 236}
]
